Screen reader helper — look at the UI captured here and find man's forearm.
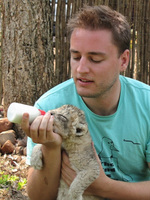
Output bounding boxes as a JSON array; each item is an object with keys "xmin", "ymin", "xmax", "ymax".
[
  {"xmin": 102, "ymin": 179, "xmax": 150, "ymax": 200},
  {"xmin": 27, "ymin": 146, "xmax": 61, "ymax": 200}
]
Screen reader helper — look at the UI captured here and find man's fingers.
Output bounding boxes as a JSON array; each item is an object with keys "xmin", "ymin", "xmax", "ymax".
[
  {"xmin": 62, "ymin": 151, "xmax": 70, "ymax": 164},
  {"xmin": 21, "ymin": 113, "xmax": 30, "ymax": 136},
  {"xmin": 61, "ymin": 151, "xmax": 76, "ymax": 186},
  {"xmin": 21, "ymin": 111, "xmax": 62, "ymax": 145},
  {"xmin": 46, "ymin": 115, "xmax": 55, "ymax": 140},
  {"xmin": 29, "ymin": 112, "xmax": 51, "ymax": 142}
]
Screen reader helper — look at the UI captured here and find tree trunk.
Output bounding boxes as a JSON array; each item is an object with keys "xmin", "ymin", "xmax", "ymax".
[
  {"xmin": 1, "ymin": 0, "xmax": 52, "ymax": 137},
  {"xmin": 0, "ymin": 0, "xmax": 2, "ymax": 103},
  {"xmin": 2, "ymin": 0, "xmax": 53, "ymax": 112}
]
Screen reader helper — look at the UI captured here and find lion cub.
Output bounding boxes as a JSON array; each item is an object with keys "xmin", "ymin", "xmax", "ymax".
[{"xmin": 30, "ymin": 105, "xmax": 102, "ymax": 200}]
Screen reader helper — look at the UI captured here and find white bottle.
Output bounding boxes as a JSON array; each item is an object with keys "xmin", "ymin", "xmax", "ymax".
[{"xmin": 7, "ymin": 102, "xmax": 45, "ymax": 124}]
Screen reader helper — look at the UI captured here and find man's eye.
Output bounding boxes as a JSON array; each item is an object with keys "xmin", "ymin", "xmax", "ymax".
[
  {"xmin": 73, "ymin": 57, "xmax": 81, "ymax": 61},
  {"xmin": 90, "ymin": 58, "xmax": 103, "ymax": 63}
]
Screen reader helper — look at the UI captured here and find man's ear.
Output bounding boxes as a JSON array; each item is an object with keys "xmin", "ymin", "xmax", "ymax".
[{"xmin": 119, "ymin": 49, "xmax": 130, "ymax": 72}]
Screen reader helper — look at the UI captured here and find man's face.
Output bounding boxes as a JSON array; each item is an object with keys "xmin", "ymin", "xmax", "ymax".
[{"xmin": 70, "ymin": 28, "xmax": 128, "ymax": 99}]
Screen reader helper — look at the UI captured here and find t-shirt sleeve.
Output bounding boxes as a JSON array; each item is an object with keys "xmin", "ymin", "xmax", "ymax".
[{"xmin": 146, "ymin": 137, "xmax": 150, "ymax": 163}]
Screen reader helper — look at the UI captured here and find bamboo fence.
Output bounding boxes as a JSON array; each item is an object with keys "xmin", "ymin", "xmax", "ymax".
[{"xmin": 50, "ymin": 0, "xmax": 150, "ymax": 85}]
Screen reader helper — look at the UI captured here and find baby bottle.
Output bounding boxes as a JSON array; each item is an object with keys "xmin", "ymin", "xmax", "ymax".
[{"xmin": 7, "ymin": 102, "xmax": 46, "ymax": 124}]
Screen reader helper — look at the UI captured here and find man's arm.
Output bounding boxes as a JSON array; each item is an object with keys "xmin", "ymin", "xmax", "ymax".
[
  {"xmin": 101, "ymin": 178, "xmax": 150, "ymax": 200},
  {"xmin": 21, "ymin": 112, "xmax": 62, "ymax": 200},
  {"xmin": 62, "ymin": 152, "xmax": 150, "ymax": 200},
  {"xmin": 27, "ymin": 145, "xmax": 61, "ymax": 200},
  {"xmin": 87, "ymin": 162, "xmax": 150, "ymax": 200}
]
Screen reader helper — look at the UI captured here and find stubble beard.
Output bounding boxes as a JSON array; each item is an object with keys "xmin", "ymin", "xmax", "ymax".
[{"xmin": 77, "ymin": 75, "xmax": 119, "ymax": 99}]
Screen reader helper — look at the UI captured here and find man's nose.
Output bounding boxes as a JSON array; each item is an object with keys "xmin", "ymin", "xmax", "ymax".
[{"xmin": 77, "ymin": 57, "xmax": 90, "ymax": 73}]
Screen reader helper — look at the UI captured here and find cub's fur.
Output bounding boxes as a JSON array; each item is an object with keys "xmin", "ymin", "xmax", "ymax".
[{"xmin": 30, "ymin": 105, "xmax": 102, "ymax": 200}]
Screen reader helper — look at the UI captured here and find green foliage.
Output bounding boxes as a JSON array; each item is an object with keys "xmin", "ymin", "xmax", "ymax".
[
  {"xmin": 0, "ymin": 172, "xmax": 18, "ymax": 187},
  {"xmin": 0, "ymin": 171, "xmax": 27, "ymax": 191},
  {"xmin": 17, "ymin": 178, "xmax": 27, "ymax": 190},
  {"xmin": 0, "ymin": 174, "xmax": 11, "ymax": 186}
]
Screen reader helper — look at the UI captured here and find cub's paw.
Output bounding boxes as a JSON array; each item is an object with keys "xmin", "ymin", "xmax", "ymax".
[
  {"xmin": 30, "ymin": 144, "xmax": 43, "ymax": 170},
  {"xmin": 66, "ymin": 192, "xmax": 83, "ymax": 200}
]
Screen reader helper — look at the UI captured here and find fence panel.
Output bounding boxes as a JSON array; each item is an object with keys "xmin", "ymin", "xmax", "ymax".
[{"xmin": 51, "ymin": 0, "xmax": 150, "ymax": 85}]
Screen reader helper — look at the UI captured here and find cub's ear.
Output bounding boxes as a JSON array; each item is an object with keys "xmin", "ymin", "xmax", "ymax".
[{"xmin": 76, "ymin": 127, "xmax": 83, "ymax": 137}]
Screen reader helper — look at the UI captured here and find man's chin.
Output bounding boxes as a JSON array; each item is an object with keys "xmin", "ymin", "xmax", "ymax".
[
  {"xmin": 76, "ymin": 87, "xmax": 99, "ymax": 98},
  {"xmin": 77, "ymin": 92, "xmax": 96, "ymax": 98}
]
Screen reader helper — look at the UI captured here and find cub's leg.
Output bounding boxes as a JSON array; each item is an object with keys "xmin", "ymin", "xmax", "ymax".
[{"xmin": 30, "ymin": 144, "xmax": 43, "ymax": 170}]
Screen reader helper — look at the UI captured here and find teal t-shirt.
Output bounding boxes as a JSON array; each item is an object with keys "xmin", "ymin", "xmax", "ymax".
[{"xmin": 27, "ymin": 75, "xmax": 150, "ymax": 182}]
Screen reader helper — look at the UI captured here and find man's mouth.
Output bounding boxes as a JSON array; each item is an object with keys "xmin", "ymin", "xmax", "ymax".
[{"xmin": 78, "ymin": 78, "xmax": 93, "ymax": 83}]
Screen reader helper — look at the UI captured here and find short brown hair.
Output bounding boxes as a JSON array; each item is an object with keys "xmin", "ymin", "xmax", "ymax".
[{"xmin": 67, "ymin": 5, "xmax": 131, "ymax": 55}]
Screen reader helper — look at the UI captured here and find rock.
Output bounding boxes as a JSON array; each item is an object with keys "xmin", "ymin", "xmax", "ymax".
[
  {"xmin": 17, "ymin": 136, "xmax": 27, "ymax": 147},
  {"xmin": 13, "ymin": 124, "xmax": 26, "ymax": 139},
  {"xmin": 0, "ymin": 130, "xmax": 16, "ymax": 146},
  {"xmin": 23, "ymin": 147, "xmax": 27, "ymax": 156},
  {"xmin": 12, "ymin": 155, "xmax": 22, "ymax": 163},
  {"xmin": 1, "ymin": 140, "xmax": 15, "ymax": 154},
  {"xmin": 0, "ymin": 117, "xmax": 13, "ymax": 133},
  {"xmin": 15, "ymin": 146, "xmax": 24, "ymax": 155},
  {"xmin": 15, "ymin": 146, "xmax": 27, "ymax": 156},
  {"xmin": 20, "ymin": 157, "xmax": 27, "ymax": 165},
  {"xmin": 0, "ymin": 105, "xmax": 4, "ymax": 118},
  {"xmin": 0, "ymin": 105, "xmax": 3, "ymax": 111}
]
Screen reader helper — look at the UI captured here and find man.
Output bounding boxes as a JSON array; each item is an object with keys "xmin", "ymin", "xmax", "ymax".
[{"xmin": 21, "ymin": 5, "xmax": 150, "ymax": 200}]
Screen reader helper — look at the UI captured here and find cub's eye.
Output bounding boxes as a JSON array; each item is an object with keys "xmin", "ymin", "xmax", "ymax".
[
  {"xmin": 76, "ymin": 128, "xmax": 83, "ymax": 137},
  {"xmin": 58, "ymin": 114, "xmax": 68, "ymax": 122},
  {"xmin": 76, "ymin": 128, "xmax": 82, "ymax": 133}
]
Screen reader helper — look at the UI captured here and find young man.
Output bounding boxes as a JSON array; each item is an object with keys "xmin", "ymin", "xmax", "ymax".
[{"xmin": 21, "ymin": 5, "xmax": 150, "ymax": 200}]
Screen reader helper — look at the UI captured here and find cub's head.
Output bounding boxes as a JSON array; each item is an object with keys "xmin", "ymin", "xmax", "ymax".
[{"xmin": 50, "ymin": 105, "xmax": 88, "ymax": 139}]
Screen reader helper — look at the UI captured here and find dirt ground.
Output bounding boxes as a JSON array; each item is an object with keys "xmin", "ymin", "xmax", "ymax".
[{"xmin": 0, "ymin": 153, "xmax": 30, "ymax": 200}]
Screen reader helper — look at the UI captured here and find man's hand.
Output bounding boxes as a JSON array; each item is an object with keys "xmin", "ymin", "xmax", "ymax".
[
  {"xmin": 61, "ymin": 151, "xmax": 76, "ymax": 186},
  {"xmin": 21, "ymin": 112, "xmax": 62, "ymax": 200},
  {"xmin": 21, "ymin": 112, "xmax": 62, "ymax": 149}
]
